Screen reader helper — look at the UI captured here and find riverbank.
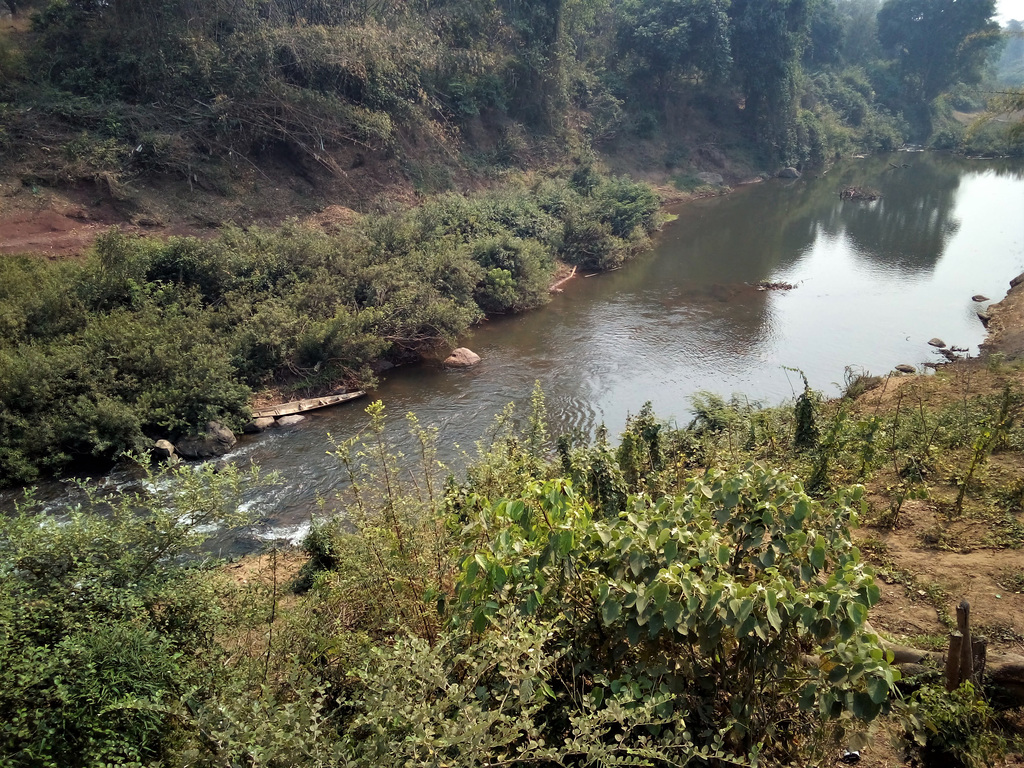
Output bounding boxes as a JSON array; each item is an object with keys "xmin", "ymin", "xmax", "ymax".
[
  {"xmin": 983, "ymin": 271, "xmax": 1024, "ymax": 361},
  {"xmin": 206, "ymin": 263, "xmax": 1024, "ymax": 767},
  {"xmin": 0, "ymin": 169, "xmax": 666, "ymax": 486}
]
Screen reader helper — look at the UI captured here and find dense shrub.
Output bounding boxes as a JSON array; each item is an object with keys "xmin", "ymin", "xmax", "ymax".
[
  {"xmin": 0, "ymin": 465, "xmax": 250, "ymax": 767},
  {"xmin": 0, "ymin": 174, "xmax": 660, "ymax": 485}
]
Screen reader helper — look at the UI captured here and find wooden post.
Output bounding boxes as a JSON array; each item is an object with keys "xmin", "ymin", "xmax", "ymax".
[
  {"xmin": 957, "ymin": 601, "xmax": 974, "ymax": 688},
  {"xmin": 946, "ymin": 632, "xmax": 963, "ymax": 691},
  {"xmin": 972, "ymin": 636, "xmax": 988, "ymax": 689}
]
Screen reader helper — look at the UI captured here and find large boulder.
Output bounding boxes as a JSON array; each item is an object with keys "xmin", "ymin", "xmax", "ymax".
[
  {"xmin": 895, "ymin": 364, "xmax": 916, "ymax": 374},
  {"xmin": 175, "ymin": 421, "xmax": 237, "ymax": 459},
  {"xmin": 444, "ymin": 347, "xmax": 481, "ymax": 368},
  {"xmin": 972, "ymin": 294, "xmax": 989, "ymax": 302},
  {"xmin": 243, "ymin": 416, "xmax": 276, "ymax": 433},
  {"xmin": 152, "ymin": 439, "xmax": 177, "ymax": 462},
  {"xmin": 778, "ymin": 167, "xmax": 801, "ymax": 179},
  {"xmin": 928, "ymin": 338, "xmax": 946, "ymax": 348},
  {"xmin": 274, "ymin": 414, "xmax": 306, "ymax": 427},
  {"xmin": 1011, "ymin": 272, "xmax": 1024, "ymax": 289}
]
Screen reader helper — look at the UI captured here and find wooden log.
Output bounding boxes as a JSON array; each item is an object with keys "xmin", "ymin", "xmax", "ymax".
[
  {"xmin": 550, "ymin": 266, "xmax": 577, "ymax": 292},
  {"xmin": 251, "ymin": 390, "xmax": 365, "ymax": 419},
  {"xmin": 973, "ymin": 637, "xmax": 988, "ymax": 689},
  {"xmin": 957, "ymin": 601, "xmax": 974, "ymax": 687},
  {"xmin": 946, "ymin": 632, "xmax": 963, "ymax": 691}
]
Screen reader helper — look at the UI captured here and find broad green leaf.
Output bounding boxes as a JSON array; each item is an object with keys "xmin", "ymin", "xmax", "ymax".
[
  {"xmin": 626, "ymin": 619, "xmax": 641, "ymax": 645},
  {"xmin": 663, "ymin": 539, "xmax": 678, "ymax": 563},
  {"xmin": 717, "ymin": 544, "xmax": 730, "ymax": 566},
  {"xmin": 602, "ymin": 598, "xmax": 621, "ymax": 625},
  {"xmin": 868, "ymin": 684, "xmax": 892, "ymax": 708},
  {"xmin": 809, "ymin": 535, "xmax": 826, "ymax": 570},
  {"xmin": 649, "ymin": 581, "xmax": 669, "ymax": 609},
  {"xmin": 648, "ymin": 611, "xmax": 665, "ymax": 637}
]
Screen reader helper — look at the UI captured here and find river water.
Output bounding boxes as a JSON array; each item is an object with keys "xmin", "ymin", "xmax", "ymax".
[{"xmin": 5, "ymin": 152, "xmax": 1024, "ymax": 551}]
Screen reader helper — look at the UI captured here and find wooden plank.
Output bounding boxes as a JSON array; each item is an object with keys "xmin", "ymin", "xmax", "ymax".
[{"xmin": 251, "ymin": 390, "xmax": 366, "ymax": 419}]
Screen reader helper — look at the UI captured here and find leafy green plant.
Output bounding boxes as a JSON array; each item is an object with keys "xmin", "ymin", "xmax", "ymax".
[
  {"xmin": 0, "ymin": 462, "xmax": 258, "ymax": 767},
  {"xmin": 456, "ymin": 464, "xmax": 898, "ymax": 762},
  {"xmin": 900, "ymin": 683, "xmax": 1006, "ymax": 768}
]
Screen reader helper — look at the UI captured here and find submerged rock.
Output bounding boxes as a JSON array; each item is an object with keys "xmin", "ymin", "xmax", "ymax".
[
  {"xmin": 176, "ymin": 421, "xmax": 237, "ymax": 459},
  {"xmin": 895, "ymin": 364, "xmax": 916, "ymax": 374},
  {"xmin": 275, "ymin": 414, "xmax": 306, "ymax": 427},
  {"xmin": 1011, "ymin": 272, "xmax": 1024, "ymax": 288},
  {"xmin": 444, "ymin": 347, "xmax": 481, "ymax": 368},
  {"xmin": 778, "ymin": 167, "xmax": 801, "ymax": 179},
  {"xmin": 928, "ymin": 338, "xmax": 946, "ymax": 348}
]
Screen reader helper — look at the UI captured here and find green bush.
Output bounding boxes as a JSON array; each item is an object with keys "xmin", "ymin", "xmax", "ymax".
[
  {"xmin": 0, "ymin": 171, "xmax": 659, "ymax": 485},
  {"xmin": 0, "ymin": 464, "xmax": 252, "ymax": 767},
  {"xmin": 901, "ymin": 683, "xmax": 1006, "ymax": 768},
  {"xmin": 456, "ymin": 465, "xmax": 898, "ymax": 762}
]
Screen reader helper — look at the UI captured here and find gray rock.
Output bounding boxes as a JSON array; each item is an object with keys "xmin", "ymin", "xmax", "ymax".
[
  {"xmin": 696, "ymin": 172, "xmax": 725, "ymax": 186},
  {"xmin": 977, "ymin": 311, "xmax": 991, "ymax": 327},
  {"xmin": 1011, "ymin": 271, "xmax": 1024, "ymax": 289},
  {"xmin": 778, "ymin": 167, "xmax": 801, "ymax": 179},
  {"xmin": 243, "ymin": 416, "xmax": 276, "ymax": 433},
  {"xmin": 927, "ymin": 338, "xmax": 946, "ymax": 348},
  {"xmin": 444, "ymin": 347, "xmax": 481, "ymax": 368},
  {"xmin": 972, "ymin": 294, "xmax": 989, "ymax": 302},
  {"xmin": 175, "ymin": 421, "xmax": 237, "ymax": 459},
  {"xmin": 153, "ymin": 439, "xmax": 176, "ymax": 461},
  {"xmin": 274, "ymin": 414, "xmax": 306, "ymax": 427},
  {"xmin": 895, "ymin": 364, "xmax": 916, "ymax": 374}
]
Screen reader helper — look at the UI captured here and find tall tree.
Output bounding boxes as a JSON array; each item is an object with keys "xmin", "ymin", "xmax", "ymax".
[
  {"xmin": 836, "ymin": 0, "xmax": 884, "ymax": 66},
  {"xmin": 617, "ymin": 0, "xmax": 732, "ymax": 87},
  {"xmin": 729, "ymin": 0, "xmax": 814, "ymax": 160},
  {"xmin": 877, "ymin": 0, "xmax": 1000, "ymax": 101}
]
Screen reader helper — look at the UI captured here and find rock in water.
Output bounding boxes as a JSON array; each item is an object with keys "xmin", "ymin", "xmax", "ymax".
[
  {"xmin": 1011, "ymin": 272, "xmax": 1024, "ymax": 288},
  {"xmin": 275, "ymin": 414, "xmax": 306, "ymax": 427},
  {"xmin": 972, "ymin": 294, "xmax": 989, "ymax": 302},
  {"xmin": 444, "ymin": 347, "xmax": 481, "ymax": 368},
  {"xmin": 175, "ymin": 421, "xmax": 237, "ymax": 459},
  {"xmin": 895, "ymin": 364, "xmax": 916, "ymax": 373},
  {"xmin": 243, "ymin": 416, "xmax": 276, "ymax": 433},
  {"xmin": 778, "ymin": 167, "xmax": 801, "ymax": 179},
  {"xmin": 153, "ymin": 439, "xmax": 177, "ymax": 461},
  {"xmin": 928, "ymin": 338, "xmax": 946, "ymax": 348},
  {"xmin": 977, "ymin": 311, "xmax": 991, "ymax": 327}
]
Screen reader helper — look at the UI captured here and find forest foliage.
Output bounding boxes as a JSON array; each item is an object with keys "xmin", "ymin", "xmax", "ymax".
[
  {"xmin": 0, "ymin": 171, "xmax": 660, "ymax": 484},
  {"xmin": 6, "ymin": 368, "xmax": 1023, "ymax": 767},
  {"xmin": 0, "ymin": 393, "xmax": 901, "ymax": 768},
  {"xmin": 0, "ymin": 0, "xmax": 1018, "ymax": 190}
]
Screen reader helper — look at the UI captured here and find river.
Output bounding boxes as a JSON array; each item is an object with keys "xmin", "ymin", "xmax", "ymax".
[{"xmin": 5, "ymin": 152, "xmax": 1024, "ymax": 551}]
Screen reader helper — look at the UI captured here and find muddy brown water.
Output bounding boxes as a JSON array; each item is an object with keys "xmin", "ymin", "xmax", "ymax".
[{"xmin": 5, "ymin": 152, "xmax": 1024, "ymax": 553}]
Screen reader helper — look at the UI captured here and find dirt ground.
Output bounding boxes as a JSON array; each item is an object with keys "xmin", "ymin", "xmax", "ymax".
[
  {"xmin": 846, "ymin": 274, "xmax": 1024, "ymax": 765},
  {"xmin": 983, "ymin": 272, "xmax": 1024, "ymax": 363}
]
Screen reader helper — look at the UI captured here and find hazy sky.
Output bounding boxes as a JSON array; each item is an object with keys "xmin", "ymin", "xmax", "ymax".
[{"xmin": 999, "ymin": 0, "xmax": 1024, "ymax": 23}]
